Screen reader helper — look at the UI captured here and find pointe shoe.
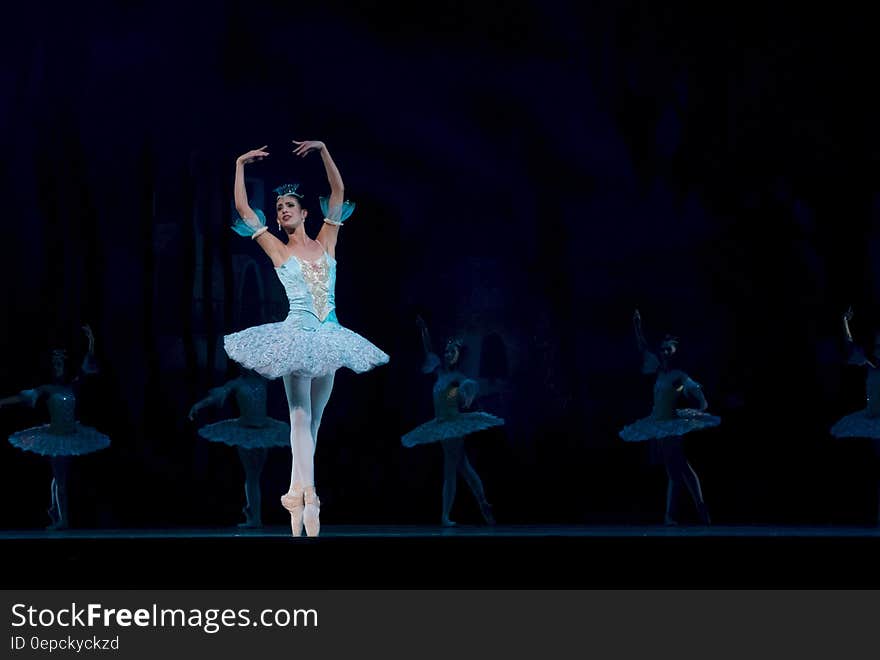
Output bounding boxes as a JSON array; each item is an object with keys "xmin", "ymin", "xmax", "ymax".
[
  {"xmin": 280, "ymin": 489, "xmax": 305, "ymax": 537},
  {"xmin": 697, "ymin": 504, "xmax": 711, "ymax": 526},
  {"xmin": 441, "ymin": 517, "xmax": 457, "ymax": 527},
  {"xmin": 303, "ymin": 487, "xmax": 320, "ymax": 537},
  {"xmin": 46, "ymin": 504, "xmax": 68, "ymax": 531},
  {"xmin": 237, "ymin": 505, "xmax": 262, "ymax": 529},
  {"xmin": 479, "ymin": 501, "xmax": 496, "ymax": 526}
]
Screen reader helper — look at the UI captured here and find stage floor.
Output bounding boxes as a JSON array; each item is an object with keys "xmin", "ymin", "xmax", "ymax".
[
  {"xmin": 3, "ymin": 522, "xmax": 880, "ymax": 589},
  {"xmin": 5, "ymin": 523, "xmax": 880, "ymax": 539},
  {"xmin": 4, "ymin": 524, "xmax": 880, "ymax": 588}
]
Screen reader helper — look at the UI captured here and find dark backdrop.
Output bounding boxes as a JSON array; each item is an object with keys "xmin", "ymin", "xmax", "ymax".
[{"xmin": 2, "ymin": 1, "xmax": 879, "ymax": 528}]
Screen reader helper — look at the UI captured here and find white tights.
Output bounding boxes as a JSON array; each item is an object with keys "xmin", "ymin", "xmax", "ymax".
[{"xmin": 282, "ymin": 373, "xmax": 335, "ymax": 491}]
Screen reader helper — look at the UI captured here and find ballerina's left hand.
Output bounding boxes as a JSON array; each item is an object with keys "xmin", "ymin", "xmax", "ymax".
[{"xmin": 292, "ymin": 140, "xmax": 325, "ymax": 157}]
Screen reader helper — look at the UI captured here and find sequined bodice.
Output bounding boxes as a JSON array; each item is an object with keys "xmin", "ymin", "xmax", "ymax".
[
  {"xmin": 650, "ymin": 371, "xmax": 686, "ymax": 420},
  {"xmin": 45, "ymin": 386, "xmax": 77, "ymax": 434},
  {"xmin": 234, "ymin": 377, "xmax": 269, "ymax": 428},
  {"xmin": 866, "ymin": 367, "xmax": 880, "ymax": 417},
  {"xmin": 432, "ymin": 371, "xmax": 466, "ymax": 421},
  {"xmin": 275, "ymin": 252, "xmax": 337, "ymax": 326}
]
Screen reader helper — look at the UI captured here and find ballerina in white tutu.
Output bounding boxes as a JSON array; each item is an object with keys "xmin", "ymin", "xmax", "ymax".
[
  {"xmin": 226, "ymin": 140, "xmax": 389, "ymax": 537},
  {"xmin": 402, "ymin": 315, "xmax": 502, "ymax": 527},
  {"xmin": 188, "ymin": 369, "xmax": 290, "ymax": 528},
  {"xmin": 0, "ymin": 325, "xmax": 110, "ymax": 530},
  {"xmin": 620, "ymin": 310, "xmax": 717, "ymax": 525}
]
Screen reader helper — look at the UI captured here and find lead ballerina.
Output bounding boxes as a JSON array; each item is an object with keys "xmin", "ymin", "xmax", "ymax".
[{"xmin": 224, "ymin": 140, "xmax": 389, "ymax": 537}]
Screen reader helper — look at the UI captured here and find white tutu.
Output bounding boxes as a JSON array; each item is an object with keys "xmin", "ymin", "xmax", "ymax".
[
  {"xmin": 402, "ymin": 412, "xmax": 505, "ymax": 447},
  {"xmin": 619, "ymin": 408, "xmax": 721, "ymax": 443},
  {"xmin": 198, "ymin": 418, "xmax": 290, "ymax": 449},
  {"xmin": 9, "ymin": 424, "xmax": 111, "ymax": 456},
  {"xmin": 224, "ymin": 319, "xmax": 389, "ymax": 379},
  {"xmin": 830, "ymin": 410, "xmax": 880, "ymax": 439}
]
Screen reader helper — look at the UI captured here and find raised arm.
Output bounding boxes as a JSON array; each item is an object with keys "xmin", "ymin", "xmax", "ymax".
[
  {"xmin": 633, "ymin": 309, "xmax": 648, "ymax": 352},
  {"xmin": 65, "ymin": 325, "xmax": 99, "ymax": 396},
  {"xmin": 843, "ymin": 306, "xmax": 854, "ymax": 344},
  {"xmin": 233, "ymin": 147, "xmax": 288, "ymax": 267},
  {"xmin": 78, "ymin": 325, "xmax": 98, "ymax": 377},
  {"xmin": 633, "ymin": 309, "xmax": 660, "ymax": 374},
  {"xmin": 416, "ymin": 315, "xmax": 433, "ymax": 357},
  {"xmin": 842, "ymin": 306, "xmax": 876, "ymax": 368},
  {"xmin": 293, "ymin": 140, "xmax": 351, "ymax": 258},
  {"xmin": 416, "ymin": 315, "xmax": 441, "ymax": 374}
]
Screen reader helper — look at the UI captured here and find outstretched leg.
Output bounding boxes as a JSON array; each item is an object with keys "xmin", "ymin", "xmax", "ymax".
[
  {"xmin": 440, "ymin": 438, "xmax": 463, "ymax": 526},
  {"xmin": 236, "ymin": 447, "xmax": 268, "ymax": 528}
]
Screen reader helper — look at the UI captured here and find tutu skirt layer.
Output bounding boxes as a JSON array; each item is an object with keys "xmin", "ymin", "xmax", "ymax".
[
  {"xmin": 402, "ymin": 412, "xmax": 504, "ymax": 447},
  {"xmin": 619, "ymin": 409, "xmax": 721, "ymax": 443},
  {"xmin": 224, "ymin": 319, "xmax": 389, "ymax": 379},
  {"xmin": 9, "ymin": 424, "xmax": 111, "ymax": 456},
  {"xmin": 198, "ymin": 418, "xmax": 290, "ymax": 449},
  {"xmin": 830, "ymin": 410, "xmax": 880, "ymax": 439}
]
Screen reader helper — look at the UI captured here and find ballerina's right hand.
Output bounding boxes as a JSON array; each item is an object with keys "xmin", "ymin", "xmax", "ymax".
[
  {"xmin": 187, "ymin": 406, "xmax": 197, "ymax": 421},
  {"xmin": 844, "ymin": 306, "xmax": 854, "ymax": 322},
  {"xmin": 236, "ymin": 146, "xmax": 269, "ymax": 166}
]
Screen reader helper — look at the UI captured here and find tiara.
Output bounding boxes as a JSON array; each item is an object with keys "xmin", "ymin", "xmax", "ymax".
[
  {"xmin": 51, "ymin": 349, "xmax": 68, "ymax": 359},
  {"xmin": 273, "ymin": 183, "xmax": 303, "ymax": 199}
]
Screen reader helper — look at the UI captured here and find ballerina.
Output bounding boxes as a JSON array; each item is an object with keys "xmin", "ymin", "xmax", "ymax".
[
  {"xmin": 402, "ymin": 315, "xmax": 502, "ymax": 526},
  {"xmin": 188, "ymin": 368, "xmax": 290, "ymax": 528},
  {"xmin": 224, "ymin": 139, "xmax": 388, "ymax": 537},
  {"xmin": 619, "ymin": 310, "xmax": 718, "ymax": 525},
  {"xmin": 0, "ymin": 325, "xmax": 110, "ymax": 530},
  {"xmin": 830, "ymin": 306, "xmax": 880, "ymax": 522}
]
